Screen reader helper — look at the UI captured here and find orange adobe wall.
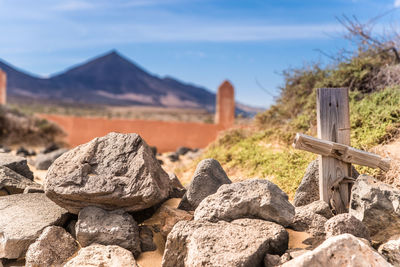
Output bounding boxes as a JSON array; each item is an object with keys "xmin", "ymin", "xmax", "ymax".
[
  {"xmin": 0, "ymin": 70, "xmax": 6, "ymax": 105},
  {"xmin": 39, "ymin": 81, "xmax": 236, "ymax": 152}
]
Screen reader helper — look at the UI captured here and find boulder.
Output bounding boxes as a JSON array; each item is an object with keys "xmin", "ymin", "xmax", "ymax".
[
  {"xmin": 350, "ymin": 175, "xmax": 400, "ymax": 243},
  {"xmin": 162, "ymin": 218, "xmax": 288, "ymax": 267},
  {"xmin": 76, "ymin": 206, "xmax": 141, "ymax": 258},
  {"xmin": 34, "ymin": 148, "xmax": 68, "ymax": 170},
  {"xmin": 378, "ymin": 236, "xmax": 400, "ymax": 266},
  {"xmin": 45, "ymin": 132, "xmax": 170, "ymax": 214},
  {"xmin": 168, "ymin": 173, "xmax": 186, "ymax": 198},
  {"xmin": 194, "ymin": 179, "xmax": 295, "ymax": 227},
  {"xmin": 25, "ymin": 226, "xmax": 79, "ymax": 267},
  {"xmin": 64, "ymin": 244, "xmax": 138, "ymax": 267},
  {"xmin": 291, "ymin": 200, "xmax": 332, "ymax": 237},
  {"xmin": 178, "ymin": 158, "xmax": 231, "ymax": 211},
  {"xmin": 0, "ymin": 153, "xmax": 33, "ymax": 179},
  {"xmin": 294, "ymin": 159, "xmax": 359, "ymax": 207},
  {"xmin": 0, "ymin": 193, "xmax": 69, "ymax": 259},
  {"xmin": 325, "ymin": 213, "xmax": 370, "ymax": 240},
  {"xmin": 281, "ymin": 234, "xmax": 391, "ymax": 267},
  {"xmin": 0, "ymin": 166, "xmax": 40, "ymax": 195}
]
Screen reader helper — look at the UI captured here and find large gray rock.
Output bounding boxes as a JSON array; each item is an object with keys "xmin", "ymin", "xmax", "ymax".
[
  {"xmin": 294, "ymin": 159, "xmax": 359, "ymax": 207},
  {"xmin": 76, "ymin": 206, "xmax": 141, "ymax": 258},
  {"xmin": 378, "ymin": 236, "xmax": 400, "ymax": 266},
  {"xmin": 0, "ymin": 166, "xmax": 40, "ymax": 195},
  {"xmin": 0, "ymin": 193, "xmax": 69, "ymax": 259},
  {"xmin": 291, "ymin": 200, "xmax": 333, "ymax": 237},
  {"xmin": 325, "ymin": 213, "xmax": 370, "ymax": 240},
  {"xmin": 281, "ymin": 234, "xmax": 391, "ymax": 267},
  {"xmin": 350, "ymin": 175, "xmax": 400, "ymax": 243},
  {"xmin": 162, "ymin": 218, "xmax": 288, "ymax": 267},
  {"xmin": 45, "ymin": 132, "xmax": 170, "ymax": 214},
  {"xmin": 0, "ymin": 153, "xmax": 33, "ymax": 180},
  {"xmin": 25, "ymin": 226, "xmax": 79, "ymax": 267},
  {"xmin": 194, "ymin": 179, "xmax": 295, "ymax": 227},
  {"xmin": 64, "ymin": 244, "xmax": 138, "ymax": 267},
  {"xmin": 178, "ymin": 158, "xmax": 231, "ymax": 211},
  {"xmin": 34, "ymin": 148, "xmax": 68, "ymax": 170}
]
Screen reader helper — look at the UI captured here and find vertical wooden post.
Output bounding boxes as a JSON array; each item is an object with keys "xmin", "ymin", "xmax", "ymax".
[{"xmin": 317, "ymin": 88, "xmax": 351, "ymax": 213}]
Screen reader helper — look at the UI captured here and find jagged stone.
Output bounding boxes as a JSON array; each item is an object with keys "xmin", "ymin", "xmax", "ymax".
[
  {"xmin": 64, "ymin": 244, "xmax": 138, "ymax": 267},
  {"xmin": 294, "ymin": 159, "xmax": 359, "ymax": 207},
  {"xmin": 178, "ymin": 158, "xmax": 231, "ymax": 211},
  {"xmin": 76, "ymin": 206, "xmax": 141, "ymax": 258},
  {"xmin": 378, "ymin": 235, "xmax": 400, "ymax": 266},
  {"xmin": 0, "ymin": 193, "xmax": 69, "ymax": 259},
  {"xmin": 168, "ymin": 173, "xmax": 186, "ymax": 198},
  {"xmin": 0, "ymin": 166, "xmax": 40, "ymax": 195},
  {"xmin": 194, "ymin": 179, "xmax": 295, "ymax": 227},
  {"xmin": 139, "ymin": 226, "xmax": 157, "ymax": 252},
  {"xmin": 281, "ymin": 234, "xmax": 391, "ymax": 267},
  {"xmin": 0, "ymin": 153, "xmax": 33, "ymax": 179},
  {"xmin": 350, "ymin": 175, "xmax": 400, "ymax": 243},
  {"xmin": 34, "ymin": 148, "xmax": 68, "ymax": 170},
  {"xmin": 291, "ymin": 200, "xmax": 332, "ymax": 237},
  {"xmin": 325, "ymin": 213, "xmax": 370, "ymax": 240},
  {"xmin": 45, "ymin": 132, "xmax": 170, "ymax": 214},
  {"xmin": 162, "ymin": 218, "xmax": 288, "ymax": 267},
  {"xmin": 25, "ymin": 226, "xmax": 78, "ymax": 267}
]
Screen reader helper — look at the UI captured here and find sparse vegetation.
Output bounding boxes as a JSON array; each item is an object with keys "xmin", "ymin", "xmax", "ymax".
[
  {"xmin": 0, "ymin": 105, "xmax": 65, "ymax": 146},
  {"xmin": 186, "ymin": 16, "xmax": 400, "ymax": 198}
]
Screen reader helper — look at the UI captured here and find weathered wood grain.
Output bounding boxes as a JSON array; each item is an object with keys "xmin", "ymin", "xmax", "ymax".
[
  {"xmin": 317, "ymin": 88, "xmax": 351, "ymax": 213},
  {"xmin": 293, "ymin": 133, "xmax": 391, "ymax": 171}
]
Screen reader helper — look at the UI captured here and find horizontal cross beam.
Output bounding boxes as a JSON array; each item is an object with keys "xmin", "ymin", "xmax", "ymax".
[{"xmin": 293, "ymin": 133, "xmax": 391, "ymax": 171}]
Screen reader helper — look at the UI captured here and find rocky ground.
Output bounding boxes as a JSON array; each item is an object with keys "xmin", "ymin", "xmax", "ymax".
[{"xmin": 0, "ymin": 132, "xmax": 399, "ymax": 266}]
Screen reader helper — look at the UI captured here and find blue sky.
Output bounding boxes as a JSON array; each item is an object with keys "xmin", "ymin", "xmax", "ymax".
[{"xmin": 0, "ymin": 0, "xmax": 399, "ymax": 107}]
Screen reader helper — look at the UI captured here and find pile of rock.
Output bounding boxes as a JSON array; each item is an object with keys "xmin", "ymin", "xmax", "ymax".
[
  {"xmin": 0, "ymin": 132, "xmax": 189, "ymax": 266},
  {"xmin": 1, "ymin": 132, "xmax": 399, "ymax": 266}
]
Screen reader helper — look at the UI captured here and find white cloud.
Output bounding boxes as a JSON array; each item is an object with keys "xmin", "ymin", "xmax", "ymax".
[{"xmin": 395, "ymin": 0, "xmax": 400, "ymax": 7}]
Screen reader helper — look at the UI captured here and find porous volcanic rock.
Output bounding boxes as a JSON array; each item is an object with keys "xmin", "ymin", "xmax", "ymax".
[
  {"xmin": 178, "ymin": 158, "xmax": 231, "ymax": 211},
  {"xmin": 325, "ymin": 213, "xmax": 370, "ymax": 240},
  {"xmin": 294, "ymin": 159, "xmax": 359, "ymax": 207},
  {"xmin": 45, "ymin": 132, "xmax": 170, "ymax": 214},
  {"xmin": 162, "ymin": 218, "xmax": 288, "ymax": 267},
  {"xmin": 378, "ymin": 236, "xmax": 400, "ymax": 266},
  {"xmin": 0, "ymin": 153, "xmax": 33, "ymax": 179},
  {"xmin": 0, "ymin": 166, "xmax": 40, "ymax": 195},
  {"xmin": 291, "ymin": 200, "xmax": 333, "ymax": 237},
  {"xmin": 350, "ymin": 175, "xmax": 400, "ymax": 243},
  {"xmin": 281, "ymin": 234, "xmax": 391, "ymax": 267},
  {"xmin": 25, "ymin": 226, "xmax": 79, "ymax": 267},
  {"xmin": 34, "ymin": 148, "xmax": 68, "ymax": 170},
  {"xmin": 194, "ymin": 179, "xmax": 295, "ymax": 227},
  {"xmin": 76, "ymin": 206, "xmax": 141, "ymax": 257},
  {"xmin": 0, "ymin": 193, "xmax": 69, "ymax": 259},
  {"xmin": 64, "ymin": 244, "xmax": 138, "ymax": 267}
]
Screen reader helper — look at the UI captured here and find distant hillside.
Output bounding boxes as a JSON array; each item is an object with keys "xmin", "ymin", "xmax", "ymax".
[{"xmin": 0, "ymin": 51, "xmax": 262, "ymax": 116}]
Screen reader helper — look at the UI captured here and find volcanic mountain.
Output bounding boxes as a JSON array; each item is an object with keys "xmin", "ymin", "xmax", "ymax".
[{"xmin": 0, "ymin": 51, "xmax": 261, "ymax": 115}]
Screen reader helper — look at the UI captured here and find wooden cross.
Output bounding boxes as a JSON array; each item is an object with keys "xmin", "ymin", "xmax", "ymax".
[{"xmin": 293, "ymin": 88, "xmax": 391, "ymax": 214}]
